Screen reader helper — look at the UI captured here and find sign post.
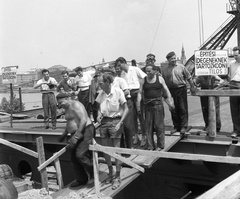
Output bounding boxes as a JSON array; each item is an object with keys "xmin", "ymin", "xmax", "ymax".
[
  {"xmin": 194, "ymin": 50, "xmax": 228, "ymax": 138},
  {"xmin": 1, "ymin": 66, "xmax": 18, "ymax": 128},
  {"xmin": 194, "ymin": 50, "xmax": 228, "ymax": 76}
]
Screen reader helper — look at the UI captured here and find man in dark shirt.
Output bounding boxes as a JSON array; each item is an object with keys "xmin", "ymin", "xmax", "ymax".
[
  {"xmin": 57, "ymin": 70, "xmax": 76, "ymax": 99},
  {"xmin": 140, "ymin": 64, "xmax": 174, "ymax": 150}
]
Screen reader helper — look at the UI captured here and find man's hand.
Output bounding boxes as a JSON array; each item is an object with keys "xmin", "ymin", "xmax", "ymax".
[
  {"xmin": 190, "ymin": 87, "xmax": 197, "ymax": 95},
  {"xmin": 165, "ymin": 97, "xmax": 175, "ymax": 111},
  {"xmin": 97, "ymin": 115, "xmax": 103, "ymax": 123},
  {"xmin": 67, "ymin": 135, "xmax": 79, "ymax": 150},
  {"xmin": 115, "ymin": 121, "xmax": 123, "ymax": 131}
]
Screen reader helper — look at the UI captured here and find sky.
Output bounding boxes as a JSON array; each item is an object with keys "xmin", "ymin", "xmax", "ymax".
[{"xmin": 0, "ymin": 0, "xmax": 238, "ymax": 72}]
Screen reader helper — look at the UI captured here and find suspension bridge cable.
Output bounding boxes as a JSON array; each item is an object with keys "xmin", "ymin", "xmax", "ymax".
[
  {"xmin": 200, "ymin": 0, "xmax": 205, "ymax": 43},
  {"xmin": 149, "ymin": 0, "xmax": 167, "ymax": 52}
]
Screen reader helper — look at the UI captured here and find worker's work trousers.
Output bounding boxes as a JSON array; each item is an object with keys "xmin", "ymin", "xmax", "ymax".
[
  {"xmin": 42, "ymin": 92, "xmax": 57, "ymax": 127},
  {"xmin": 200, "ymin": 96, "xmax": 221, "ymax": 131},
  {"xmin": 169, "ymin": 86, "xmax": 188, "ymax": 130},
  {"xmin": 70, "ymin": 124, "xmax": 94, "ymax": 182},
  {"xmin": 128, "ymin": 89, "xmax": 145, "ymax": 135},
  {"xmin": 145, "ymin": 100, "xmax": 165, "ymax": 150},
  {"xmin": 230, "ymin": 81, "xmax": 240, "ymax": 134},
  {"xmin": 78, "ymin": 89, "xmax": 90, "ymax": 116}
]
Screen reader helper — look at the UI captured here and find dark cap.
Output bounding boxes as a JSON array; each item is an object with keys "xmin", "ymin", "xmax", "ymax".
[
  {"xmin": 233, "ymin": 46, "xmax": 240, "ymax": 51},
  {"xmin": 166, "ymin": 51, "xmax": 176, "ymax": 59},
  {"xmin": 56, "ymin": 93, "xmax": 69, "ymax": 100},
  {"xmin": 146, "ymin": 53, "xmax": 155, "ymax": 60}
]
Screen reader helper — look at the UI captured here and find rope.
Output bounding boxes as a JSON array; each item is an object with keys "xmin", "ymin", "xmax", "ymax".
[{"xmin": 149, "ymin": 0, "xmax": 167, "ymax": 52}]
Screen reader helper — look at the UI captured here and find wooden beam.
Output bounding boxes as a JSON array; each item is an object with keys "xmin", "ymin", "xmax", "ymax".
[
  {"xmin": 54, "ymin": 158, "xmax": 64, "ymax": 189},
  {"xmin": 92, "ymin": 139, "xmax": 100, "ymax": 197},
  {"xmin": 197, "ymin": 170, "xmax": 240, "ymax": 199},
  {"xmin": 0, "ymin": 138, "xmax": 38, "ymax": 158},
  {"xmin": 36, "ymin": 137, "xmax": 49, "ymax": 191},
  {"xmin": 208, "ymin": 96, "xmax": 216, "ymax": 138},
  {"xmin": 38, "ymin": 146, "xmax": 67, "ymax": 171},
  {"xmin": 194, "ymin": 89, "xmax": 240, "ymax": 96},
  {"xmin": 104, "ymin": 150, "xmax": 145, "ymax": 173},
  {"xmin": 89, "ymin": 144, "xmax": 240, "ymax": 164}
]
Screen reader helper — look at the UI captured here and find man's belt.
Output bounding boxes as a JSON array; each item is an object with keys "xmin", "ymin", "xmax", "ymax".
[{"xmin": 144, "ymin": 97, "xmax": 162, "ymax": 105}]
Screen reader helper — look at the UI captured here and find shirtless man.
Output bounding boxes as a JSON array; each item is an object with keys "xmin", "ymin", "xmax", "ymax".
[{"xmin": 56, "ymin": 93, "xmax": 95, "ymax": 187}]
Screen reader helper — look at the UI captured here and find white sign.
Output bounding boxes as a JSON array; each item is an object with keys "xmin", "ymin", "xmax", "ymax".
[
  {"xmin": 1, "ymin": 66, "xmax": 18, "ymax": 84},
  {"xmin": 194, "ymin": 50, "xmax": 228, "ymax": 76}
]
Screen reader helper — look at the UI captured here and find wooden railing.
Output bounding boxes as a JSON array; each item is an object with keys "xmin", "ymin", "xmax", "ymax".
[{"xmin": 0, "ymin": 137, "xmax": 64, "ymax": 191}]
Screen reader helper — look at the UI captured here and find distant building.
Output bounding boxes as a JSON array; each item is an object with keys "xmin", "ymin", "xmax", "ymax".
[{"xmin": 180, "ymin": 45, "xmax": 187, "ymax": 65}]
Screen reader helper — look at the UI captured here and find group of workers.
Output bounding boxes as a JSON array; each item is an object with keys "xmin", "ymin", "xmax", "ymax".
[{"xmin": 33, "ymin": 46, "xmax": 240, "ymax": 190}]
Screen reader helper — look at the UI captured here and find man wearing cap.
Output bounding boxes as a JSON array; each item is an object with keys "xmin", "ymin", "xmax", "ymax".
[
  {"xmin": 115, "ymin": 57, "xmax": 147, "ymax": 146},
  {"xmin": 228, "ymin": 46, "xmax": 240, "ymax": 138},
  {"xmin": 33, "ymin": 69, "xmax": 58, "ymax": 129},
  {"xmin": 56, "ymin": 93, "xmax": 95, "ymax": 187},
  {"xmin": 146, "ymin": 53, "xmax": 156, "ymax": 65},
  {"xmin": 162, "ymin": 51, "xmax": 196, "ymax": 135}
]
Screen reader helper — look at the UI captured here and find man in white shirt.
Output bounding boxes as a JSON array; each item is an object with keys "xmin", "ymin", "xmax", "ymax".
[
  {"xmin": 115, "ymin": 57, "xmax": 147, "ymax": 146},
  {"xmin": 74, "ymin": 66, "xmax": 94, "ymax": 116},
  {"xmin": 95, "ymin": 73, "xmax": 129, "ymax": 190},
  {"xmin": 33, "ymin": 69, "xmax": 58, "ymax": 129},
  {"xmin": 229, "ymin": 46, "xmax": 240, "ymax": 138}
]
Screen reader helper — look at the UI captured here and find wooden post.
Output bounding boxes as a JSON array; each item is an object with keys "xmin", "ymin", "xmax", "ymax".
[
  {"xmin": 92, "ymin": 139, "xmax": 100, "ymax": 197},
  {"xmin": 208, "ymin": 96, "xmax": 216, "ymax": 138},
  {"xmin": 36, "ymin": 137, "xmax": 49, "ymax": 191},
  {"xmin": 54, "ymin": 158, "xmax": 64, "ymax": 189},
  {"xmin": 10, "ymin": 83, "xmax": 13, "ymax": 128},
  {"xmin": 19, "ymin": 87, "xmax": 22, "ymax": 112}
]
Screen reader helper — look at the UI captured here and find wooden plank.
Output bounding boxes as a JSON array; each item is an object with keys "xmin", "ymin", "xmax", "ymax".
[
  {"xmin": 38, "ymin": 146, "xmax": 67, "ymax": 171},
  {"xmin": 197, "ymin": 170, "xmax": 240, "ymax": 199},
  {"xmin": 54, "ymin": 158, "xmax": 64, "ymax": 189},
  {"xmin": 90, "ymin": 144, "xmax": 240, "ymax": 164},
  {"xmin": 36, "ymin": 137, "xmax": 49, "ymax": 191},
  {"xmin": 208, "ymin": 96, "xmax": 217, "ymax": 138},
  {"xmin": 124, "ymin": 136, "xmax": 181, "ymax": 168},
  {"xmin": 194, "ymin": 89, "xmax": 240, "ymax": 96},
  {"xmin": 92, "ymin": 139, "xmax": 100, "ymax": 197},
  {"xmin": 0, "ymin": 138, "xmax": 38, "ymax": 158},
  {"xmin": 12, "ymin": 119, "xmax": 67, "ymax": 123}
]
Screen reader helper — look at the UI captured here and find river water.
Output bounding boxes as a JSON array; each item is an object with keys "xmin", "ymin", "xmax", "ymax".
[{"xmin": 0, "ymin": 92, "xmax": 43, "ymax": 110}]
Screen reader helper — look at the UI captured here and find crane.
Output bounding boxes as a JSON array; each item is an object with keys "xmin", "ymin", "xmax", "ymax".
[{"xmin": 185, "ymin": 0, "xmax": 240, "ymax": 76}]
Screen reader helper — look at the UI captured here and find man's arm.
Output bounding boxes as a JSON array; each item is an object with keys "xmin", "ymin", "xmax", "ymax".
[
  {"xmin": 56, "ymin": 81, "xmax": 63, "ymax": 92},
  {"xmin": 67, "ymin": 102, "xmax": 88, "ymax": 149},
  {"xmin": 159, "ymin": 76, "xmax": 175, "ymax": 110},
  {"xmin": 33, "ymin": 80, "xmax": 43, "ymax": 89},
  {"xmin": 137, "ymin": 78, "xmax": 144, "ymax": 112}
]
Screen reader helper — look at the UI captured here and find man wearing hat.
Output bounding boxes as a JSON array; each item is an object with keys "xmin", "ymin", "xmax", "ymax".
[
  {"xmin": 146, "ymin": 53, "xmax": 156, "ymax": 65},
  {"xmin": 56, "ymin": 93, "xmax": 95, "ymax": 187},
  {"xmin": 162, "ymin": 51, "xmax": 196, "ymax": 135}
]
